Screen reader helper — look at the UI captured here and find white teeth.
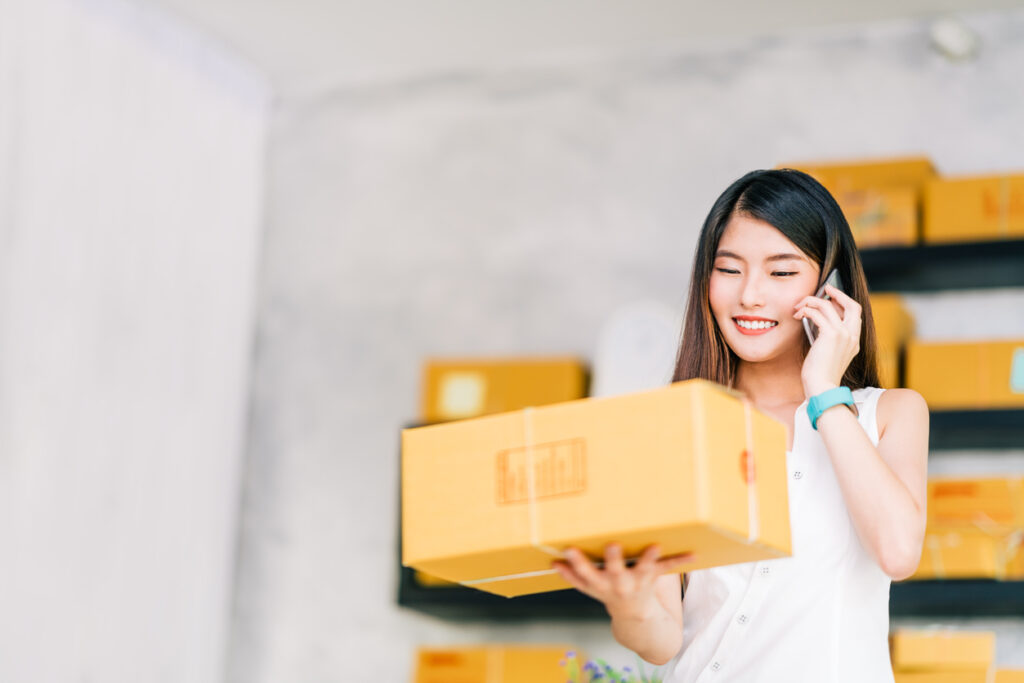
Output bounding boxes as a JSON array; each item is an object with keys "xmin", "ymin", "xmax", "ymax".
[{"xmin": 736, "ymin": 319, "xmax": 777, "ymax": 330}]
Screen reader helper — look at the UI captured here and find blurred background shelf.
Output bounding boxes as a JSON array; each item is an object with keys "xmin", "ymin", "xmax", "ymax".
[
  {"xmin": 929, "ymin": 409, "xmax": 1024, "ymax": 450},
  {"xmin": 890, "ymin": 580, "xmax": 1024, "ymax": 617},
  {"xmin": 861, "ymin": 238, "xmax": 1024, "ymax": 292},
  {"xmin": 399, "ymin": 569, "xmax": 1024, "ymax": 620}
]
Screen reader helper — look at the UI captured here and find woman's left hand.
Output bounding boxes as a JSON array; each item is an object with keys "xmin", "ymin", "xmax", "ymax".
[{"xmin": 794, "ymin": 284, "xmax": 862, "ymax": 397}]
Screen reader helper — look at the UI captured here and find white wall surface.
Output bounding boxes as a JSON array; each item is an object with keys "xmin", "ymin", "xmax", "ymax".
[
  {"xmin": 228, "ymin": 8, "xmax": 1024, "ymax": 682},
  {"xmin": 140, "ymin": 0, "xmax": 1024, "ymax": 95},
  {"xmin": 0, "ymin": 0, "xmax": 269, "ymax": 681}
]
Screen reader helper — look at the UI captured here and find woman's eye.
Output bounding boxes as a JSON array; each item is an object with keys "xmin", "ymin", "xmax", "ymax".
[
  {"xmin": 714, "ymin": 267, "xmax": 740, "ymax": 275},
  {"xmin": 771, "ymin": 271, "xmax": 798, "ymax": 277}
]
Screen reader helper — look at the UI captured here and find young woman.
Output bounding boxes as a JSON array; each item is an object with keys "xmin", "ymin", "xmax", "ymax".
[{"xmin": 552, "ymin": 169, "xmax": 929, "ymax": 682}]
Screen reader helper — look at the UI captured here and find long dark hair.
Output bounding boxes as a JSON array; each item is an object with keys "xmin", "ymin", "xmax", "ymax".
[{"xmin": 672, "ymin": 168, "xmax": 881, "ymax": 390}]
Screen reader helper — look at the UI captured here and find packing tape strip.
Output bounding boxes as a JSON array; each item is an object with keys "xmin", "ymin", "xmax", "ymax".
[
  {"xmin": 486, "ymin": 646, "xmax": 503, "ymax": 683},
  {"xmin": 523, "ymin": 406, "xmax": 566, "ymax": 558},
  {"xmin": 924, "ymin": 534, "xmax": 945, "ymax": 578},
  {"xmin": 459, "ymin": 406, "xmax": 562, "ymax": 588},
  {"xmin": 743, "ymin": 398, "xmax": 759, "ymax": 543}
]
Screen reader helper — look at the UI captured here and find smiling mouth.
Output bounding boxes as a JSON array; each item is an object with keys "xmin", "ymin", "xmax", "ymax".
[{"xmin": 733, "ymin": 318, "xmax": 779, "ymax": 333}]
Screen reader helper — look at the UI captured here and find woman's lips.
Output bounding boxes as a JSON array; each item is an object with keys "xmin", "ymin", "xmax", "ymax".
[{"xmin": 732, "ymin": 317, "xmax": 779, "ymax": 336}]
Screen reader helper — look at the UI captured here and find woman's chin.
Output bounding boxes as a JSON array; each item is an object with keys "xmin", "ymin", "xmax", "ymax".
[{"xmin": 726, "ymin": 335, "xmax": 799, "ymax": 364}]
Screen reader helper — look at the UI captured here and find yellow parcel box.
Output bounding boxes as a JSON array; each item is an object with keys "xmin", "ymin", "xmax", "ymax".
[
  {"xmin": 928, "ymin": 477, "xmax": 1024, "ymax": 528},
  {"xmin": 871, "ymin": 294, "xmax": 915, "ymax": 388},
  {"xmin": 413, "ymin": 646, "xmax": 572, "ymax": 683},
  {"xmin": 891, "ymin": 629, "xmax": 995, "ymax": 671},
  {"xmin": 894, "ymin": 673, "xmax": 988, "ymax": 683},
  {"xmin": 997, "ymin": 671, "xmax": 1024, "ymax": 683},
  {"xmin": 913, "ymin": 525, "xmax": 1024, "ymax": 580},
  {"xmin": 784, "ymin": 156, "xmax": 936, "ymax": 192},
  {"xmin": 906, "ymin": 339, "xmax": 1024, "ymax": 409},
  {"xmin": 924, "ymin": 173, "xmax": 1024, "ymax": 243},
  {"xmin": 420, "ymin": 357, "xmax": 587, "ymax": 424},
  {"xmin": 782, "ymin": 157, "xmax": 936, "ymax": 248},
  {"xmin": 402, "ymin": 380, "xmax": 791, "ymax": 597},
  {"xmin": 839, "ymin": 186, "xmax": 919, "ymax": 247}
]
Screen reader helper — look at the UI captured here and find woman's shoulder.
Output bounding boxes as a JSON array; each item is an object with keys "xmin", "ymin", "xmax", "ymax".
[{"xmin": 875, "ymin": 388, "xmax": 929, "ymax": 439}]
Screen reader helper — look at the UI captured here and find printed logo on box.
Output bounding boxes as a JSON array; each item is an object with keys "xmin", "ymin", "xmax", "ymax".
[{"xmin": 496, "ymin": 439, "xmax": 587, "ymax": 504}]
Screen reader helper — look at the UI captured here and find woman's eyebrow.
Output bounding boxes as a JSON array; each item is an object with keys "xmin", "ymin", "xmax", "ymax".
[{"xmin": 765, "ymin": 253, "xmax": 805, "ymax": 263}]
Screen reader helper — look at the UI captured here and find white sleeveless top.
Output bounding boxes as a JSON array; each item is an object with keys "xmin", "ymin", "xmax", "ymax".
[{"xmin": 664, "ymin": 387, "xmax": 893, "ymax": 683}]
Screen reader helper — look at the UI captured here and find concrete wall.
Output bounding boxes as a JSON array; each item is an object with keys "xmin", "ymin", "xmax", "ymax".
[
  {"xmin": 0, "ymin": 0, "xmax": 269, "ymax": 681},
  {"xmin": 228, "ymin": 8, "xmax": 1024, "ymax": 682}
]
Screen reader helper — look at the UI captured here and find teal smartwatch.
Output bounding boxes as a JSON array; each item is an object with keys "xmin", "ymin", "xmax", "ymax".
[{"xmin": 807, "ymin": 386, "xmax": 855, "ymax": 430}]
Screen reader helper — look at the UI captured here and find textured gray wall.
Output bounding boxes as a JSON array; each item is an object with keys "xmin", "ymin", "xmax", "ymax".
[
  {"xmin": 0, "ymin": 0, "xmax": 269, "ymax": 681},
  {"xmin": 228, "ymin": 10, "xmax": 1024, "ymax": 681}
]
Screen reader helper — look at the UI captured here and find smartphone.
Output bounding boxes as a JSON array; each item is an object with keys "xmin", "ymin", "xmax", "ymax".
[{"xmin": 803, "ymin": 269, "xmax": 845, "ymax": 345}]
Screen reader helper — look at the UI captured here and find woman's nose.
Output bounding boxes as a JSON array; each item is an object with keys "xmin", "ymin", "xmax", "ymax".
[{"xmin": 739, "ymin": 275, "xmax": 765, "ymax": 308}]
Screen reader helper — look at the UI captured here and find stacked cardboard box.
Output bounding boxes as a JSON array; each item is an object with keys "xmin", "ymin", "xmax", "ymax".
[
  {"xmin": 924, "ymin": 173, "xmax": 1024, "ymax": 243},
  {"xmin": 420, "ymin": 358, "xmax": 587, "ymax": 424},
  {"xmin": 870, "ymin": 294, "xmax": 915, "ymax": 388},
  {"xmin": 911, "ymin": 477, "xmax": 1024, "ymax": 580},
  {"xmin": 413, "ymin": 646, "xmax": 572, "ymax": 683},
  {"xmin": 891, "ymin": 629, "xmax": 995, "ymax": 683},
  {"xmin": 782, "ymin": 157, "xmax": 936, "ymax": 247},
  {"xmin": 403, "ymin": 380, "xmax": 791, "ymax": 597},
  {"xmin": 906, "ymin": 339, "xmax": 1024, "ymax": 409}
]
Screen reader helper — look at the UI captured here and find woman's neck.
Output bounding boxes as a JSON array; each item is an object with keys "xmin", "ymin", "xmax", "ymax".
[{"xmin": 732, "ymin": 352, "xmax": 807, "ymax": 409}]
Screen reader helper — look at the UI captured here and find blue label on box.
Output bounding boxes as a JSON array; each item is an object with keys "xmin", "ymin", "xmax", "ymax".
[{"xmin": 1012, "ymin": 347, "xmax": 1024, "ymax": 394}]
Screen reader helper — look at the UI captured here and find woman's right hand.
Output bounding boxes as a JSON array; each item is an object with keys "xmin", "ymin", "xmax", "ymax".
[{"xmin": 552, "ymin": 543, "xmax": 693, "ymax": 617}]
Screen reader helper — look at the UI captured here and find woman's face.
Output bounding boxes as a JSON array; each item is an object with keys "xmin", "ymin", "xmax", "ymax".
[{"xmin": 708, "ymin": 213, "xmax": 821, "ymax": 364}]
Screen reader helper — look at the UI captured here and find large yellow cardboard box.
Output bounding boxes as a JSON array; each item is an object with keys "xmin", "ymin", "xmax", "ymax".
[
  {"xmin": 402, "ymin": 380, "xmax": 791, "ymax": 597},
  {"xmin": 871, "ymin": 294, "xmax": 915, "ymax": 388},
  {"xmin": 928, "ymin": 478, "xmax": 1024, "ymax": 527},
  {"xmin": 891, "ymin": 629, "xmax": 995, "ymax": 671},
  {"xmin": 913, "ymin": 525, "xmax": 1023, "ymax": 580},
  {"xmin": 413, "ymin": 646, "xmax": 572, "ymax": 683},
  {"xmin": 996, "ymin": 671, "xmax": 1024, "ymax": 683},
  {"xmin": 906, "ymin": 339, "xmax": 1024, "ymax": 409},
  {"xmin": 421, "ymin": 358, "xmax": 587, "ymax": 424},
  {"xmin": 924, "ymin": 174, "xmax": 1024, "ymax": 243}
]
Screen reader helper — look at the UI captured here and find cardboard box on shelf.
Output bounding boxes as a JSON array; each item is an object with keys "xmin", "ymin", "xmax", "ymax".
[
  {"xmin": 923, "ymin": 173, "xmax": 1024, "ymax": 244},
  {"xmin": 912, "ymin": 525, "xmax": 1024, "ymax": 580},
  {"xmin": 894, "ymin": 673, "xmax": 989, "ymax": 683},
  {"xmin": 782, "ymin": 157, "xmax": 937, "ymax": 192},
  {"xmin": 781, "ymin": 157, "xmax": 936, "ymax": 248},
  {"xmin": 402, "ymin": 380, "xmax": 791, "ymax": 597},
  {"xmin": 895, "ymin": 673, "xmax": 989, "ymax": 683},
  {"xmin": 891, "ymin": 629, "xmax": 995, "ymax": 671},
  {"xmin": 840, "ymin": 186, "xmax": 919, "ymax": 247},
  {"xmin": 413, "ymin": 645, "xmax": 573, "ymax": 683},
  {"xmin": 927, "ymin": 477, "xmax": 1024, "ymax": 528},
  {"xmin": 870, "ymin": 294, "xmax": 914, "ymax": 388},
  {"xmin": 420, "ymin": 358, "xmax": 587, "ymax": 424},
  {"xmin": 905, "ymin": 339, "xmax": 1024, "ymax": 409}
]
